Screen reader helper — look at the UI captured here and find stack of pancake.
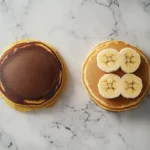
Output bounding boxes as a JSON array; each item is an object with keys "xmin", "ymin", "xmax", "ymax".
[
  {"xmin": 0, "ymin": 40, "xmax": 67, "ymax": 111},
  {"xmin": 82, "ymin": 41, "xmax": 150, "ymax": 111}
]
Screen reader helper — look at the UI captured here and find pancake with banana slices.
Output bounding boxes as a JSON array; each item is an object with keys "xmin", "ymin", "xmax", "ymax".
[
  {"xmin": 0, "ymin": 39, "xmax": 67, "ymax": 111},
  {"xmin": 82, "ymin": 41, "xmax": 150, "ymax": 111}
]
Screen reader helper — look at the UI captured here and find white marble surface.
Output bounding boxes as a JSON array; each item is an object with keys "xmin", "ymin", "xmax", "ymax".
[{"xmin": 0, "ymin": 0, "xmax": 150, "ymax": 150}]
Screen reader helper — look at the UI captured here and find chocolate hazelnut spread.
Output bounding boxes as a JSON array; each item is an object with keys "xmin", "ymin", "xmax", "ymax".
[{"xmin": 0, "ymin": 42, "xmax": 62, "ymax": 105}]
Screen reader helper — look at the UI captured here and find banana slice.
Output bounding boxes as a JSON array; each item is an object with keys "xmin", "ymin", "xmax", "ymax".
[
  {"xmin": 120, "ymin": 48, "xmax": 141, "ymax": 73},
  {"xmin": 121, "ymin": 74, "xmax": 143, "ymax": 98},
  {"xmin": 98, "ymin": 74, "xmax": 121, "ymax": 99},
  {"xmin": 97, "ymin": 48, "xmax": 120, "ymax": 72}
]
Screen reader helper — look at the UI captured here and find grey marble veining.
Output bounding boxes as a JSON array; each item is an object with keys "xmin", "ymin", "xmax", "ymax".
[{"xmin": 0, "ymin": 0, "xmax": 150, "ymax": 150}]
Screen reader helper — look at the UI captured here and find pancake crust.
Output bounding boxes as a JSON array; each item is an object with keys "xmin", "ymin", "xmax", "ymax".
[
  {"xmin": 82, "ymin": 41, "xmax": 150, "ymax": 111},
  {"xmin": 0, "ymin": 39, "xmax": 67, "ymax": 112}
]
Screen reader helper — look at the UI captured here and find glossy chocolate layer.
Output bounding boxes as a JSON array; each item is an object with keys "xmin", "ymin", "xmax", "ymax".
[{"xmin": 0, "ymin": 42, "xmax": 62, "ymax": 105}]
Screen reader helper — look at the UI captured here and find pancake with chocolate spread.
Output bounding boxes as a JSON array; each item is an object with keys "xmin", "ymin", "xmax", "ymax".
[{"xmin": 0, "ymin": 40, "xmax": 67, "ymax": 111}]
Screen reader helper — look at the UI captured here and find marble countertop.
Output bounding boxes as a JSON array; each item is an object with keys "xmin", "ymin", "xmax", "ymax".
[{"xmin": 0, "ymin": 0, "xmax": 150, "ymax": 150}]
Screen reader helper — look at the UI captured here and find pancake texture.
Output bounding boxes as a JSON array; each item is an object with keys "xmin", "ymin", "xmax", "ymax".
[
  {"xmin": 0, "ymin": 39, "xmax": 67, "ymax": 112},
  {"xmin": 82, "ymin": 41, "xmax": 150, "ymax": 111}
]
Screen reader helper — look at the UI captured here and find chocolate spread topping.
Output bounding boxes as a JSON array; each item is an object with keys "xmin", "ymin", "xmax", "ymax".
[{"xmin": 0, "ymin": 41, "xmax": 62, "ymax": 105}]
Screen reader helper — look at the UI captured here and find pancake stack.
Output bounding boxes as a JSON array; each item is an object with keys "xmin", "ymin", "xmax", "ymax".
[
  {"xmin": 82, "ymin": 41, "xmax": 150, "ymax": 111},
  {"xmin": 0, "ymin": 40, "xmax": 67, "ymax": 111}
]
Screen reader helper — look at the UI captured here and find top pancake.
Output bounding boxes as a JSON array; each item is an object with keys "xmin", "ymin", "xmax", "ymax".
[
  {"xmin": 82, "ymin": 41, "xmax": 150, "ymax": 111},
  {"xmin": 0, "ymin": 41, "xmax": 63, "ymax": 105}
]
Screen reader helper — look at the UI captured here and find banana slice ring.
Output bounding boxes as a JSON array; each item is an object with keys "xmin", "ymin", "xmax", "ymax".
[
  {"xmin": 121, "ymin": 74, "xmax": 143, "ymax": 98},
  {"xmin": 97, "ymin": 48, "xmax": 120, "ymax": 72},
  {"xmin": 98, "ymin": 74, "xmax": 121, "ymax": 99},
  {"xmin": 120, "ymin": 48, "xmax": 141, "ymax": 73}
]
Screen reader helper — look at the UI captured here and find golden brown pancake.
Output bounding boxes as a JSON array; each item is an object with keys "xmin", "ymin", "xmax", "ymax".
[
  {"xmin": 0, "ymin": 39, "xmax": 67, "ymax": 112},
  {"xmin": 82, "ymin": 41, "xmax": 150, "ymax": 111}
]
